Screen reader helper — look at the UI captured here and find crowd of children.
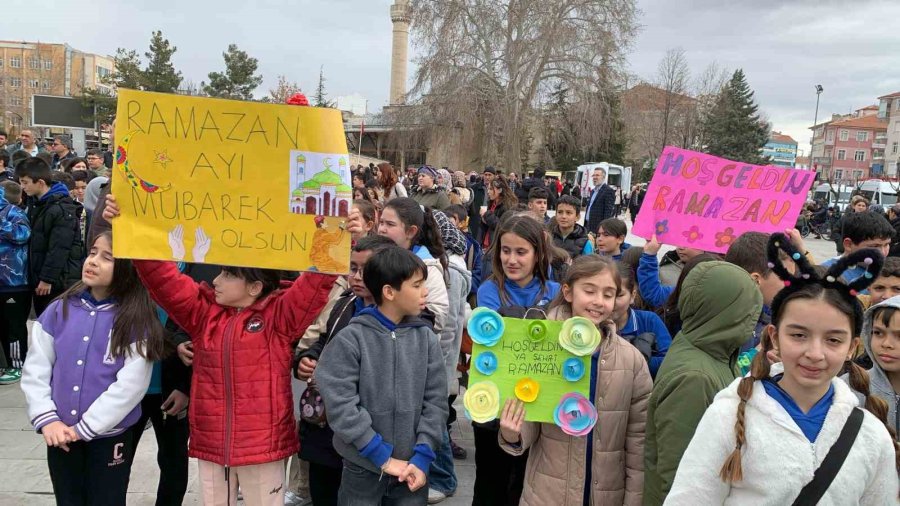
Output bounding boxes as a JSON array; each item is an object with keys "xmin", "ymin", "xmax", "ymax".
[{"xmin": 4, "ymin": 160, "xmax": 900, "ymax": 505}]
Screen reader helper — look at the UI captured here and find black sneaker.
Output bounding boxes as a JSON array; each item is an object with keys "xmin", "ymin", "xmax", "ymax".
[{"xmin": 450, "ymin": 438, "xmax": 467, "ymax": 460}]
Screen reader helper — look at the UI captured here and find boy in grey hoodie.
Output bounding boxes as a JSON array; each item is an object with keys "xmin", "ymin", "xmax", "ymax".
[
  {"xmin": 317, "ymin": 246, "xmax": 449, "ymax": 504},
  {"xmin": 858, "ymin": 295, "xmax": 900, "ymax": 436}
]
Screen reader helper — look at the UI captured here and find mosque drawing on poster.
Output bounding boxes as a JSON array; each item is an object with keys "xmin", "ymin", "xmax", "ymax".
[{"xmin": 289, "ymin": 152, "xmax": 352, "ymax": 217}]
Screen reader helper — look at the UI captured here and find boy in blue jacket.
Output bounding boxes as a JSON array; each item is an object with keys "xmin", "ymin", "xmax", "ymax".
[
  {"xmin": 0, "ymin": 180, "xmax": 31, "ymax": 384},
  {"xmin": 317, "ymin": 246, "xmax": 448, "ymax": 504}
]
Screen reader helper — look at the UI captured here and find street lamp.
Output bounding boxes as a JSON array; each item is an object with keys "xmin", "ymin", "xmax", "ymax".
[{"xmin": 811, "ymin": 85, "xmax": 823, "ymax": 176}]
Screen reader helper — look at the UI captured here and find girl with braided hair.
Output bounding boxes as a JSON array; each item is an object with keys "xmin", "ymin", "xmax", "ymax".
[{"xmin": 665, "ymin": 233, "xmax": 899, "ymax": 505}]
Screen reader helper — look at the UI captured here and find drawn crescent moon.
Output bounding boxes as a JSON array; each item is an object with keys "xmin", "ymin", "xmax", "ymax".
[{"xmin": 116, "ymin": 130, "xmax": 172, "ymax": 193}]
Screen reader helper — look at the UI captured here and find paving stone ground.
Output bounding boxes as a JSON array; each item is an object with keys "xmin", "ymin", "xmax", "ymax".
[{"xmin": 0, "ymin": 234, "xmax": 837, "ymax": 505}]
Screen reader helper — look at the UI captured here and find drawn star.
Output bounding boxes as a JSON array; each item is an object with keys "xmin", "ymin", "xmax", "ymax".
[{"xmin": 153, "ymin": 150, "xmax": 174, "ymax": 169}]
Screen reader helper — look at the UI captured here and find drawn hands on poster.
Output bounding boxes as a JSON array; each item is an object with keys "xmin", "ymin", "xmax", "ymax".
[
  {"xmin": 193, "ymin": 227, "xmax": 212, "ymax": 263},
  {"xmin": 168, "ymin": 225, "xmax": 186, "ymax": 261},
  {"xmin": 168, "ymin": 224, "xmax": 212, "ymax": 262}
]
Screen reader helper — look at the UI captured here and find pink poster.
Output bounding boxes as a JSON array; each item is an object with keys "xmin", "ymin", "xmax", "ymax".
[{"xmin": 632, "ymin": 147, "xmax": 814, "ymax": 254}]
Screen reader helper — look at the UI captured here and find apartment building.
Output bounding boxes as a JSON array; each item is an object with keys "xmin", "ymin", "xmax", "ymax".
[
  {"xmin": 879, "ymin": 91, "xmax": 900, "ymax": 177},
  {"xmin": 763, "ymin": 132, "xmax": 798, "ymax": 167},
  {"xmin": 0, "ymin": 40, "xmax": 113, "ymax": 132},
  {"xmin": 810, "ymin": 109, "xmax": 887, "ymax": 182}
]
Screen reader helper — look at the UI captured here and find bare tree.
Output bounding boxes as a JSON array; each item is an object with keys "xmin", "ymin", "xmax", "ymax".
[
  {"xmin": 407, "ymin": 0, "xmax": 639, "ymax": 173},
  {"xmin": 691, "ymin": 61, "xmax": 729, "ymax": 150},
  {"xmin": 264, "ymin": 75, "xmax": 302, "ymax": 104},
  {"xmin": 655, "ymin": 47, "xmax": 689, "ymax": 152}
]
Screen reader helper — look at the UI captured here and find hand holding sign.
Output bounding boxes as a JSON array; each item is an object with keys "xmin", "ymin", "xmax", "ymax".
[{"xmin": 499, "ymin": 399, "xmax": 526, "ymax": 444}]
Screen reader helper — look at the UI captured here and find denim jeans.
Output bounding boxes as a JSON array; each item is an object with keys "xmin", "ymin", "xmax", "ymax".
[
  {"xmin": 337, "ymin": 462, "xmax": 427, "ymax": 506},
  {"xmin": 427, "ymin": 429, "xmax": 457, "ymax": 495}
]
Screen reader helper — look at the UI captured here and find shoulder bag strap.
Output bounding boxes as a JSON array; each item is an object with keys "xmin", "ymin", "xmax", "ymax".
[{"xmin": 791, "ymin": 408, "xmax": 865, "ymax": 506}]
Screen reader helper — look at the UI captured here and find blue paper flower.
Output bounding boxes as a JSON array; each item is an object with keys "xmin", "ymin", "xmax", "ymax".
[
  {"xmin": 467, "ymin": 308, "xmax": 504, "ymax": 347},
  {"xmin": 474, "ymin": 351, "xmax": 498, "ymax": 376},
  {"xmin": 562, "ymin": 357, "xmax": 585, "ymax": 382}
]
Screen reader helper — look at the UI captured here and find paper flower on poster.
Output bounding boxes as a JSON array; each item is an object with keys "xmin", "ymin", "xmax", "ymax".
[
  {"xmin": 562, "ymin": 357, "xmax": 585, "ymax": 382},
  {"xmin": 558, "ymin": 317, "xmax": 602, "ymax": 356},
  {"xmin": 468, "ymin": 308, "xmax": 504, "ymax": 347},
  {"xmin": 527, "ymin": 321, "xmax": 547, "ymax": 342},
  {"xmin": 474, "ymin": 351, "xmax": 498, "ymax": 376},
  {"xmin": 553, "ymin": 393, "xmax": 598, "ymax": 436},
  {"xmin": 464, "ymin": 381, "xmax": 501, "ymax": 423},
  {"xmin": 515, "ymin": 378, "xmax": 540, "ymax": 403}
]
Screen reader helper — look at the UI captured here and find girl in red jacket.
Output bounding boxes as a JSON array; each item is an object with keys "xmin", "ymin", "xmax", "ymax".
[{"xmin": 103, "ymin": 196, "xmax": 337, "ymax": 506}]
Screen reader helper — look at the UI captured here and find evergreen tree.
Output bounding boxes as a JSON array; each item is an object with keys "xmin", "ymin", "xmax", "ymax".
[
  {"xmin": 700, "ymin": 69, "xmax": 769, "ymax": 164},
  {"xmin": 78, "ymin": 48, "xmax": 142, "ymax": 133},
  {"xmin": 313, "ymin": 66, "xmax": 334, "ymax": 108},
  {"xmin": 108, "ymin": 48, "xmax": 144, "ymax": 90},
  {"xmin": 142, "ymin": 31, "xmax": 182, "ymax": 93},
  {"xmin": 203, "ymin": 44, "xmax": 264, "ymax": 100}
]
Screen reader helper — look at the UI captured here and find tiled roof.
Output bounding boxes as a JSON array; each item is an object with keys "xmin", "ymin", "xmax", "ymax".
[
  {"xmin": 830, "ymin": 115, "xmax": 888, "ymax": 130},
  {"xmin": 770, "ymin": 132, "xmax": 797, "ymax": 144}
]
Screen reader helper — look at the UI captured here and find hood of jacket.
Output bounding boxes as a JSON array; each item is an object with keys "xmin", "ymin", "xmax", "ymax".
[
  {"xmin": 861, "ymin": 296, "xmax": 900, "ymax": 405},
  {"xmin": 39, "ymin": 182, "xmax": 72, "ymax": 202},
  {"xmin": 448, "ymin": 255, "xmax": 472, "ymax": 292},
  {"xmin": 677, "ymin": 261, "xmax": 763, "ymax": 362},
  {"xmin": 551, "ymin": 221, "xmax": 589, "ymax": 241}
]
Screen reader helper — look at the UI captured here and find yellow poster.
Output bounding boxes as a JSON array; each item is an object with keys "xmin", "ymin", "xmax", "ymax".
[{"xmin": 111, "ymin": 89, "xmax": 352, "ymax": 274}]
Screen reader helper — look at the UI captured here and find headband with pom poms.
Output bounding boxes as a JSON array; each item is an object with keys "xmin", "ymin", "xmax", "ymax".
[{"xmin": 767, "ymin": 232, "xmax": 883, "ymax": 335}]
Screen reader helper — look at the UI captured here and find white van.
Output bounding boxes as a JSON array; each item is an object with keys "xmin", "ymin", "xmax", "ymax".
[
  {"xmin": 812, "ymin": 183, "xmax": 853, "ymax": 211},
  {"xmin": 857, "ymin": 179, "xmax": 899, "ymax": 207},
  {"xmin": 575, "ymin": 162, "xmax": 632, "ymax": 198}
]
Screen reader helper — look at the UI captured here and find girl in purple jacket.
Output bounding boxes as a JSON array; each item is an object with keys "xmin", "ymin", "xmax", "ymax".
[{"xmin": 21, "ymin": 231, "xmax": 165, "ymax": 505}]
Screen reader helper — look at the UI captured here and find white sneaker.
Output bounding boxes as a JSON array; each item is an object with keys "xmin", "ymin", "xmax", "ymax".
[
  {"xmin": 284, "ymin": 491, "xmax": 312, "ymax": 505},
  {"xmin": 427, "ymin": 488, "xmax": 448, "ymax": 504}
]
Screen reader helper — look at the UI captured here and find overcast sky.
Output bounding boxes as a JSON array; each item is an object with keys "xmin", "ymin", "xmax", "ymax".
[{"xmin": 5, "ymin": 0, "xmax": 900, "ymax": 156}]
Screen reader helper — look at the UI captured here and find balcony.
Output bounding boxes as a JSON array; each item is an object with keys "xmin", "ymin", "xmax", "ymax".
[
  {"xmin": 813, "ymin": 157, "xmax": 832, "ymax": 167},
  {"xmin": 873, "ymin": 142, "xmax": 887, "ymax": 149}
]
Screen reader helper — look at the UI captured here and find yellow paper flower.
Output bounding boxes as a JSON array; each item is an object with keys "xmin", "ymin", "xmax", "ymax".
[
  {"xmin": 559, "ymin": 317, "xmax": 602, "ymax": 356},
  {"xmin": 514, "ymin": 377, "xmax": 540, "ymax": 403},
  {"xmin": 464, "ymin": 381, "xmax": 501, "ymax": 423}
]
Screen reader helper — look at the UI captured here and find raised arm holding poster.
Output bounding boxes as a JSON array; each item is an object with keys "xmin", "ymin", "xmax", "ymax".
[
  {"xmin": 632, "ymin": 146, "xmax": 814, "ymax": 254},
  {"xmin": 111, "ymin": 89, "xmax": 352, "ymax": 273}
]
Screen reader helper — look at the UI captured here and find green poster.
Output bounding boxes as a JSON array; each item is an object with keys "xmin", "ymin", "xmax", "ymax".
[{"xmin": 465, "ymin": 310, "xmax": 596, "ymax": 424}]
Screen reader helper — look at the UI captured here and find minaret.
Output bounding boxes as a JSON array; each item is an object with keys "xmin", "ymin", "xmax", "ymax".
[{"xmin": 389, "ymin": 0, "xmax": 410, "ymax": 105}]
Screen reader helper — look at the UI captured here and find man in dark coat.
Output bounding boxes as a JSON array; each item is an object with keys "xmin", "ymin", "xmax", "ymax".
[
  {"xmin": 468, "ymin": 166, "xmax": 496, "ymax": 240},
  {"xmin": 584, "ymin": 167, "xmax": 616, "ymax": 234}
]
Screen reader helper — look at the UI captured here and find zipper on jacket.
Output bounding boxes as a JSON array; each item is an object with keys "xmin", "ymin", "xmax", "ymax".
[
  {"xmin": 223, "ymin": 315, "xmax": 238, "ymax": 485},
  {"xmin": 894, "ymin": 394, "xmax": 900, "ymax": 434},
  {"xmin": 391, "ymin": 329, "xmax": 397, "ymax": 473}
]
